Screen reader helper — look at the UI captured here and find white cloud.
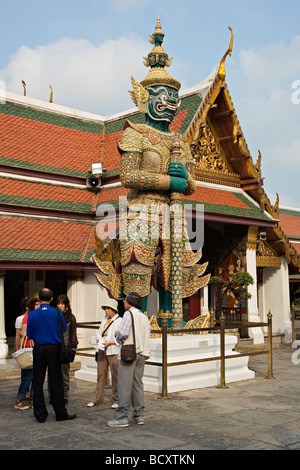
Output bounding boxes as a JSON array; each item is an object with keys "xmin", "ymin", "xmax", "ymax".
[
  {"xmin": 0, "ymin": 34, "xmax": 149, "ymax": 115},
  {"xmin": 227, "ymin": 36, "xmax": 300, "ymax": 207}
]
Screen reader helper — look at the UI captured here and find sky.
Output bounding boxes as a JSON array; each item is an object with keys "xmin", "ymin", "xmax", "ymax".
[{"xmin": 0, "ymin": 0, "xmax": 299, "ymax": 209}]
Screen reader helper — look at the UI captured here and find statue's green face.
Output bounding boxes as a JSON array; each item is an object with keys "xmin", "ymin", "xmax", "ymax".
[{"xmin": 147, "ymin": 85, "xmax": 181, "ymax": 124}]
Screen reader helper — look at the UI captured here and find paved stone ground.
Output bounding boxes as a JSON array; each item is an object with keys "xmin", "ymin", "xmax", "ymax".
[{"xmin": 0, "ymin": 344, "xmax": 300, "ymax": 453}]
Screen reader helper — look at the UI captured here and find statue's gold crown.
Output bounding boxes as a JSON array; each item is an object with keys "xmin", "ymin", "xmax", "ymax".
[
  {"xmin": 129, "ymin": 16, "xmax": 180, "ymax": 112},
  {"xmin": 140, "ymin": 15, "xmax": 181, "ymax": 91}
]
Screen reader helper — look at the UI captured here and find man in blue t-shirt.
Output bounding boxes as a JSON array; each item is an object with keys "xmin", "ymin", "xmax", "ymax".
[{"xmin": 27, "ymin": 288, "xmax": 76, "ymax": 423}]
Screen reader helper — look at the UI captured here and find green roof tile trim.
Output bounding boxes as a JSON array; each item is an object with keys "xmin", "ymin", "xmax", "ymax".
[
  {"xmin": 0, "ymin": 194, "xmax": 93, "ymax": 213},
  {"xmin": 279, "ymin": 208, "xmax": 300, "ymax": 217},
  {"xmin": 0, "ymin": 102, "xmax": 104, "ymax": 134},
  {"xmin": 176, "ymin": 94, "xmax": 203, "ymax": 132},
  {"xmin": 82, "ymin": 248, "xmax": 96, "ymax": 261},
  {"xmin": 105, "ymin": 113, "xmax": 144, "ymax": 134},
  {"xmin": 95, "ymin": 199, "xmax": 121, "ymax": 211},
  {"xmin": 0, "ymin": 156, "xmax": 89, "ymax": 178},
  {"xmin": 182, "ymin": 192, "xmax": 271, "ymax": 221},
  {"xmin": 104, "ymin": 94, "xmax": 203, "ymax": 135},
  {"xmin": 0, "ymin": 248, "xmax": 83, "ymax": 262},
  {"xmin": 95, "ymin": 190, "xmax": 271, "ymax": 221}
]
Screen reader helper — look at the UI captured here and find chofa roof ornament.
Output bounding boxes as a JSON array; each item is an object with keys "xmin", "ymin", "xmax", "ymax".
[{"xmin": 218, "ymin": 26, "xmax": 234, "ymax": 81}]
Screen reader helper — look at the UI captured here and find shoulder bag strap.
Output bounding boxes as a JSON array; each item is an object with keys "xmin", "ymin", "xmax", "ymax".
[
  {"xmin": 56, "ymin": 308, "xmax": 65, "ymax": 347},
  {"xmin": 101, "ymin": 314, "xmax": 119, "ymax": 337},
  {"xmin": 129, "ymin": 310, "xmax": 136, "ymax": 347},
  {"xmin": 101, "ymin": 319, "xmax": 113, "ymax": 337}
]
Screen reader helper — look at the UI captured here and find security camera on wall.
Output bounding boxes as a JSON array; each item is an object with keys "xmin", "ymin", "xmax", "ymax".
[{"xmin": 86, "ymin": 163, "xmax": 106, "ymax": 193}]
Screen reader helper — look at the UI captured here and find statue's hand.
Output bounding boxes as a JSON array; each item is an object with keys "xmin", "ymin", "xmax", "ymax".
[
  {"xmin": 168, "ymin": 162, "xmax": 188, "ymax": 180},
  {"xmin": 169, "ymin": 176, "xmax": 187, "ymax": 193}
]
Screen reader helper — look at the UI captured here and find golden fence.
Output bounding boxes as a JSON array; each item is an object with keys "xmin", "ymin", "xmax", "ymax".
[{"xmin": 75, "ymin": 311, "xmax": 274, "ymax": 397}]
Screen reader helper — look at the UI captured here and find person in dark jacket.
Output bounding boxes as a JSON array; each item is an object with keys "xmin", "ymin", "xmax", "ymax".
[
  {"xmin": 56, "ymin": 294, "xmax": 78, "ymax": 403},
  {"xmin": 27, "ymin": 288, "xmax": 77, "ymax": 423}
]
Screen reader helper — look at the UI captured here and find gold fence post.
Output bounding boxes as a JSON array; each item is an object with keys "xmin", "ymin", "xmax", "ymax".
[
  {"xmin": 210, "ymin": 308, "xmax": 215, "ymax": 333},
  {"xmin": 161, "ymin": 318, "xmax": 168, "ymax": 398},
  {"xmin": 217, "ymin": 313, "xmax": 228, "ymax": 388},
  {"xmin": 291, "ymin": 303, "xmax": 295, "ymax": 344},
  {"xmin": 266, "ymin": 310, "xmax": 275, "ymax": 379}
]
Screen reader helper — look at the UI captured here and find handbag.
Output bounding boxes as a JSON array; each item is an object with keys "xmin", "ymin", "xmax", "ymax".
[
  {"xmin": 57, "ymin": 308, "xmax": 76, "ymax": 364},
  {"xmin": 121, "ymin": 310, "xmax": 137, "ymax": 362},
  {"xmin": 12, "ymin": 347, "xmax": 33, "ymax": 369},
  {"xmin": 12, "ymin": 334, "xmax": 34, "ymax": 369}
]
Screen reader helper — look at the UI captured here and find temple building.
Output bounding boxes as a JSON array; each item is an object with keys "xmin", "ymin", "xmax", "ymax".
[{"xmin": 0, "ymin": 29, "xmax": 299, "ymax": 361}]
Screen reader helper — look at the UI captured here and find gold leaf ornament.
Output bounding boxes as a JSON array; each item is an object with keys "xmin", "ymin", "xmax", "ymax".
[{"xmin": 129, "ymin": 76, "xmax": 149, "ymax": 113}]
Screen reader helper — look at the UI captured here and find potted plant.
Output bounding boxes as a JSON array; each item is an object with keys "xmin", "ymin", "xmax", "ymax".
[{"xmin": 209, "ymin": 271, "xmax": 254, "ymax": 320}]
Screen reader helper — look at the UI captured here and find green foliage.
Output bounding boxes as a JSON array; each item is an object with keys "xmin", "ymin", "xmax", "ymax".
[
  {"xmin": 232, "ymin": 271, "xmax": 254, "ymax": 287},
  {"xmin": 209, "ymin": 271, "xmax": 254, "ymax": 318}
]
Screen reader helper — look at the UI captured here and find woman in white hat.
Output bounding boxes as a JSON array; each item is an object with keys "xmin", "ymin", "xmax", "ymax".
[{"xmin": 87, "ymin": 298, "xmax": 122, "ymax": 408}]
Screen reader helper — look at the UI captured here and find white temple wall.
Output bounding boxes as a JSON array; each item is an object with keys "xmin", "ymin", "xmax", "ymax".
[
  {"xmin": 258, "ymin": 256, "xmax": 291, "ymax": 342},
  {"xmin": 68, "ymin": 271, "xmax": 108, "ymax": 350},
  {"xmin": 246, "ymin": 247, "xmax": 264, "ymax": 344}
]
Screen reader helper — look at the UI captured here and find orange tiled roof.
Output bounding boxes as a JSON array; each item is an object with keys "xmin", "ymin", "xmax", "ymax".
[
  {"xmin": 0, "ymin": 216, "xmax": 96, "ymax": 263},
  {"xmin": 279, "ymin": 210, "xmax": 300, "ymax": 257},
  {"xmin": 0, "ymin": 217, "xmax": 90, "ymax": 251},
  {"xmin": 279, "ymin": 212, "xmax": 300, "ymax": 238},
  {"xmin": 0, "ymin": 176, "xmax": 97, "ymax": 214},
  {"xmin": 103, "ymin": 130, "xmax": 123, "ymax": 172},
  {"xmin": 0, "ymin": 112, "xmax": 102, "ymax": 176},
  {"xmin": 184, "ymin": 186, "xmax": 250, "ymax": 209}
]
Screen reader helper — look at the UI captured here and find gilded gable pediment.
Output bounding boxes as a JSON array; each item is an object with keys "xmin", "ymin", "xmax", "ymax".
[
  {"xmin": 191, "ymin": 125, "xmax": 240, "ymax": 187},
  {"xmin": 256, "ymin": 240, "xmax": 281, "ymax": 268}
]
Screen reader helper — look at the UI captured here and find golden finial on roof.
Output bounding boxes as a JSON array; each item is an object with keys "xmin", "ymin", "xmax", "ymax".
[
  {"xmin": 49, "ymin": 85, "xmax": 53, "ymax": 103},
  {"xmin": 21, "ymin": 80, "xmax": 26, "ymax": 96},
  {"xmin": 218, "ymin": 26, "xmax": 234, "ymax": 81}
]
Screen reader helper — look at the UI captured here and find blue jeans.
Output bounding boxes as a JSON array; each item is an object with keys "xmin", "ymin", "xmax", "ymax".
[{"xmin": 17, "ymin": 368, "xmax": 33, "ymax": 400}]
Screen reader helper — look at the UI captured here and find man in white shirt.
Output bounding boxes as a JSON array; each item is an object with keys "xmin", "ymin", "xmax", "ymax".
[{"xmin": 107, "ymin": 292, "xmax": 150, "ymax": 428}]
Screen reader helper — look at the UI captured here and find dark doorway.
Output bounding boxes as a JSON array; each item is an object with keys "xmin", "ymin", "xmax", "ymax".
[
  {"xmin": 4, "ymin": 270, "xmax": 28, "ymax": 336},
  {"xmin": 45, "ymin": 271, "xmax": 67, "ymax": 307}
]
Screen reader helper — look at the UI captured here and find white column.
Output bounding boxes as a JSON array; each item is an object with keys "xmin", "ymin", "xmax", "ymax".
[
  {"xmin": 259, "ymin": 257, "xmax": 291, "ymax": 343},
  {"xmin": 0, "ymin": 271, "xmax": 8, "ymax": 363},
  {"xmin": 67, "ymin": 271, "xmax": 85, "ymax": 322},
  {"xmin": 246, "ymin": 247, "xmax": 264, "ymax": 344},
  {"xmin": 201, "ymin": 285, "xmax": 209, "ymax": 315},
  {"xmin": 277, "ymin": 257, "xmax": 291, "ymax": 342}
]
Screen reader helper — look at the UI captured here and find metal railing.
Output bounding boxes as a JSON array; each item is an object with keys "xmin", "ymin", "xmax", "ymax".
[
  {"xmin": 156, "ymin": 311, "xmax": 274, "ymax": 397},
  {"xmin": 291, "ymin": 304, "xmax": 300, "ymax": 343},
  {"xmin": 75, "ymin": 312, "xmax": 274, "ymax": 397}
]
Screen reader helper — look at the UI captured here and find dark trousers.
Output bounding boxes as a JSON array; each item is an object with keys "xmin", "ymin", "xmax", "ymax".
[{"xmin": 33, "ymin": 344, "xmax": 68, "ymax": 422}]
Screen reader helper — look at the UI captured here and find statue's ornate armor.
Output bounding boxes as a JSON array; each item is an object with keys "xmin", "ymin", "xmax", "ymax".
[
  {"xmin": 119, "ymin": 121, "xmax": 196, "ymax": 202},
  {"xmin": 118, "ymin": 121, "xmax": 207, "ymax": 299}
]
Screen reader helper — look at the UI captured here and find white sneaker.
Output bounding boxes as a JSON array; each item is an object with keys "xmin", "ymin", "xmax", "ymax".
[
  {"xmin": 87, "ymin": 402, "xmax": 95, "ymax": 407},
  {"xmin": 107, "ymin": 418, "xmax": 129, "ymax": 427},
  {"xmin": 111, "ymin": 403, "xmax": 118, "ymax": 409}
]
